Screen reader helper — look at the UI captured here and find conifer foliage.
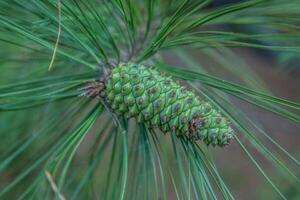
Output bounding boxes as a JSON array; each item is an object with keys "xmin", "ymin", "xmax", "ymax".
[{"xmin": 0, "ymin": 0, "xmax": 300, "ymax": 199}]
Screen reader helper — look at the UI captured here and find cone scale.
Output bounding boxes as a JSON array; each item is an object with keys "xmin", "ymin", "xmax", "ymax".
[{"xmin": 105, "ymin": 63, "xmax": 234, "ymax": 147}]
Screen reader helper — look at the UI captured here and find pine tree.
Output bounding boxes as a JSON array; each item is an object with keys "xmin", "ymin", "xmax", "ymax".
[{"xmin": 0, "ymin": 0, "xmax": 300, "ymax": 199}]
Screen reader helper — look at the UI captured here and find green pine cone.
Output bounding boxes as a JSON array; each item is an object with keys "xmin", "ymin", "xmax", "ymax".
[{"xmin": 106, "ymin": 63, "xmax": 234, "ymax": 147}]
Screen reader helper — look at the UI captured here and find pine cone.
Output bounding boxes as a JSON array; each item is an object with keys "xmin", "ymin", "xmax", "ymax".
[{"xmin": 106, "ymin": 63, "xmax": 234, "ymax": 147}]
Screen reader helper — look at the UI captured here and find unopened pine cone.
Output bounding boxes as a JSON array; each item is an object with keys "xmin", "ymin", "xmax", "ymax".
[{"xmin": 104, "ymin": 63, "xmax": 234, "ymax": 147}]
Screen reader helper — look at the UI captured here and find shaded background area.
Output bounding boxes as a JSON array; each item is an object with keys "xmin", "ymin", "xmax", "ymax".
[{"xmin": 213, "ymin": 49, "xmax": 300, "ymax": 200}]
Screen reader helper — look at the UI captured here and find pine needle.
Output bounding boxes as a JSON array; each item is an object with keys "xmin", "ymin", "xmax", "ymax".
[
  {"xmin": 45, "ymin": 170, "xmax": 66, "ymax": 200},
  {"xmin": 48, "ymin": 0, "xmax": 62, "ymax": 71}
]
